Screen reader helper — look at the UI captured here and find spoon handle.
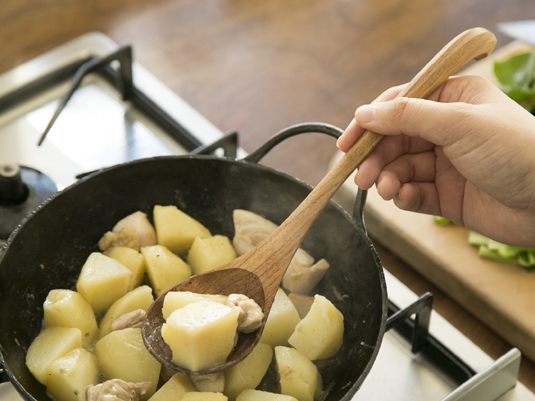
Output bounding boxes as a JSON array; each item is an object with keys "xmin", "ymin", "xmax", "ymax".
[{"xmin": 249, "ymin": 27, "xmax": 496, "ymax": 302}]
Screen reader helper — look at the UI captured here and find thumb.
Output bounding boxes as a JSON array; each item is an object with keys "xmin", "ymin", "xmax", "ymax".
[{"xmin": 355, "ymin": 97, "xmax": 473, "ymax": 147}]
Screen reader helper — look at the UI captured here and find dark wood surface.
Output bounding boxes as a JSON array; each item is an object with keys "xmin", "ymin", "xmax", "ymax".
[{"xmin": 2, "ymin": 0, "xmax": 535, "ymax": 393}]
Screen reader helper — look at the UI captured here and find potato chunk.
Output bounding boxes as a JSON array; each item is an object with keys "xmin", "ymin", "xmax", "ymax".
[
  {"xmin": 236, "ymin": 389, "xmax": 298, "ymax": 401},
  {"xmin": 98, "ymin": 285, "xmax": 154, "ymax": 340},
  {"xmin": 274, "ymin": 347, "xmax": 322, "ymax": 401},
  {"xmin": 287, "ymin": 293, "xmax": 314, "ymax": 319},
  {"xmin": 187, "ymin": 235, "xmax": 237, "ymax": 275},
  {"xmin": 148, "ymin": 373, "xmax": 196, "ymax": 401},
  {"xmin": 182, "ymin": 393, "xmax": 228, "ymax": 401},
  {"xmin": 94, "ymin": 328, "xmax": 161, "ymax": 399},
  {"xmin": 288, "ymin": 295, "xmax": 343, "ymax": 360},
  {"xmin": 154, "ymin": 205, "xmax": 211, "ymax": 255},
  {"xmin": 106, "ymin": 246, "xmax": 146, "ymax": 291},
  {"xmin": 26, "ymin": 327, "xmax": 82, "ymax": 385},
  {"xmin": 46, "ymin": 348, "xmax": 99, "ymax": 401},
  {"xmin": 162, "ymin": 291, "xmax": 228, "ymax": 320},
  {"xmin": 260, "ymin": 289, "xmax": 300, "ymax": 348},
  {"xmin": 43, "ymin": 289, "xmax": 98, "ymax": 348},
  {"xmin": 76, "ymin": 252, "xmax": 132, "ymax": 315},
  {"xmin": 141, "ymin": 245, "xmax": 192, "ymax": 296},
  {"xmin": 161, "ymin": 301, "xmax": 239, "ymax": 372},
  {"xmin": 224, "ymin": 343, "xmax": 273, "ymax": 401}
]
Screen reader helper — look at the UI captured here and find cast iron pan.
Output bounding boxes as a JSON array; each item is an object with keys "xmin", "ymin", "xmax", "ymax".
[{"xmin": 0, "ymin": 123, "xmax": 387, "ymax": 401}]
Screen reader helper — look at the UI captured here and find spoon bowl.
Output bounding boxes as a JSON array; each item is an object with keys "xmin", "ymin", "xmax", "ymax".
[
  {"xmin": 142, "ymin": 268, "xmax": 264, "ymax": 375},
  {"xmin": 142, "ymin": 27, "xmax": 497, "ymax": 374}
]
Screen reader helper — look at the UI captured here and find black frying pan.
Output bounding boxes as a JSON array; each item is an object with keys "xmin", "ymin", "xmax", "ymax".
[{"xmin": 0, "ymin": 123, "xmax": 387, "ymax": 401}]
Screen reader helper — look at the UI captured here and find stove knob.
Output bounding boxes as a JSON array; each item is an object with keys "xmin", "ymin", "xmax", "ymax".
[{"xmin": 0, "ymin": 164, "xmax": 29, "ymax": 205}]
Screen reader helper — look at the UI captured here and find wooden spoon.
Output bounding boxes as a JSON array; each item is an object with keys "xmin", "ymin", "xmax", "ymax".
[{"xmin": 142, "ymin": 27, "xmax": 496, "ymax": 375}]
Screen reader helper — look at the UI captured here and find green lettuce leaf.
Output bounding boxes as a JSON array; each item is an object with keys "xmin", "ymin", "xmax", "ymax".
[{"xmin": 494, "ymin": 50, "xmax": 535, "ymax": 113}]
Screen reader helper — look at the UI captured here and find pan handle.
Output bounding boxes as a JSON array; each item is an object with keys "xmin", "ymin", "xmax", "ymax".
[
  {"xmin": 0, "ymin": 367, "xmax": 7, "ymax": 383},
  {"xmin": 243, "ymin": 122, "xmax": 368, "ymax": 230}
]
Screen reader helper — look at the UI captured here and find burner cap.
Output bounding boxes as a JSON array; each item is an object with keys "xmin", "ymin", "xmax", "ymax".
[{"xmin": 0, "ymin": 165, "xmax": 57, "ymax": 240}]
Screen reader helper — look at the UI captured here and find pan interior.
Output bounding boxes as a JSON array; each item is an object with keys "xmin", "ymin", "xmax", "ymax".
[{"xmin": 0, "ymin": 156, "xmax": 386, "ymax": 401}]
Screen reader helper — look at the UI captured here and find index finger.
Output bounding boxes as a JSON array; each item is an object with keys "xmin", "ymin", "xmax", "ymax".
[{"xmin": 337, "ymin": 84, "xmax": 408, "ymax": 152}]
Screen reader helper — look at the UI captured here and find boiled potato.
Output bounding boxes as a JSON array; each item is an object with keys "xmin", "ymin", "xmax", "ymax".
[
  {"xmin": 43, "ymin": 289, "xmax": 98, "ymax": 348},
  {"xmin": 46, "ymin": 348, "xmax": 99, "ymax": 401},
  {"xmin": 162, "ymin": 291, "xmax": 228, "ymax": 320},
  {"xmin": 76, "ymin": 252, "xmax": 132, "ymax": 315},
  {"xmin": 182, "ymin": 393, "xmax": 228, "ymax": 401},
  {"xmin": 106, "ymin": 246, "xmax": 146, "ymax": 291},
  {"xmin": 288, "ymin": 295, "xmax": 343, "ymax": 360},
  {"xmin": 287, "ymin": 293, "xmax": 314, "ymax": 319},
  {"xmin": 261, "ymin": 289, "xmax": 300, "ymax": 348},
  {"xmin": 274, "ymin": 346, "xmax": 322, "ymax": 401},
  {"xmin": 141, "ymin": 245, "xmax": 192, "ymax": 296},
  {"xmin": 224, "ymin": 343, "xmax": 273, "ymax": 401},
  {"xmin": 94, "ymin": 328, "xmax": 161, "ymax": 399},
  {"xmin": 148, "ymin": 372, "xmax": 196, "ymax": 401},
  {"xmin": 154, "ymin": 205, "xmax": 211, "ymax": 255},
  {"xmin": 98, "ymin": 285, "xmax": 154, "ymax": 340},
  {"xmin": 236, "ymin": 389, "xmax": 298, "ymax": 401},
  {"xmin": 26, "ymin": 327, "xmax": 82, "ymax": 385},
  {"xmin": 161, "ymin": 301, "xmax": 239, "ymax": 372},
  {"xmin": 187, "ymin": 235, "xmax": 237, "ymax": 275}
]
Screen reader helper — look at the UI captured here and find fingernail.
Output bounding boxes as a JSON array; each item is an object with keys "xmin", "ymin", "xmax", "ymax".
[{"xmin": 355, "ymin": 104, "xmax": 375, "ymax": 124}]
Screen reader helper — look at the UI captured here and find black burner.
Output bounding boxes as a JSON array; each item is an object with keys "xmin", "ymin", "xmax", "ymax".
[{"xmin": 0, "ymin": 165, "xmax": 57, "ymax": 240}]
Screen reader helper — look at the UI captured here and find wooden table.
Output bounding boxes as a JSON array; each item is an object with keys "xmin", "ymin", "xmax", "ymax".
[{"xmin": 2, "ymin": 0, "xmax": 535, "ymax": 393}]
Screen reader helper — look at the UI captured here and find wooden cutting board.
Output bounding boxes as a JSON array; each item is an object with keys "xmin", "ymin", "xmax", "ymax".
[{"xmin": 333, "ymin": 40, "xmax": 535, "ymax": 362}]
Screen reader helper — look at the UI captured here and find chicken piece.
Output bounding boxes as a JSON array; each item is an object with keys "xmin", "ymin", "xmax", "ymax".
[
  {"xmin": 99, "ymin": 211, "xmax": 157, "ymax": 252},
  {"xmin": 288, "ymin": 293, "xmax": 315, "ymax": 318},
  {"xmin": 232, "ymin": 210, "xmax": 278, "ymax": 256},
  {"xmin": 110, "ymin": 309, "xmax": 146, "ymax": 332},
  {"xmin": 232, "ymin": 210, "xmax": 330, "ymax": 294},
  {"xmin": 113, "ymin": 211, "xmax": 157, "ymax": 248},
  {"xmin": 226, "ymin": 294, "xmax": 264, "ymax": 333},
  {"xmin": 86, "ymin": 379, "xmax": 152, "ymax": 401},
  {"xmin": 282, "ymin": 257, "xmax": 330, "ymax": 295},
  {"xmin": 98, "ymin": 227, "xmax": 140, "ymax": 252},
  {"xmin": 189, "ymin": 372, "xmax": 225, "ymax": 393}
]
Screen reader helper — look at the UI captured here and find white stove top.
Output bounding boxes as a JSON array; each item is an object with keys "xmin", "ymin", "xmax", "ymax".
[{"xmin": 0, "ymin": 32, "xmax": 533, "ymax": 401}]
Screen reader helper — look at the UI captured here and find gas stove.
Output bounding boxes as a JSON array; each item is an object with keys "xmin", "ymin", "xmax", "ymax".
[{"xmin": 0, "ymin": 33, "xmax": 533, "ymax": 401}]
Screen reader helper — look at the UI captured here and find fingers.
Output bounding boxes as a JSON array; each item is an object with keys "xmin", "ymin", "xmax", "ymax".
[
  {"xmin": 337, "ymin": 84, "xmax": 407, "ymax": 152},
  {"xmin": 353, "ymin": 76, "xmax": 505, "ymax": 147},
  {"xmin": 354, "ymin": 136, "xmax": 434, "ymax": 189},
  {"xmin": 374, "ymin": 151, "xmax": 437, "ymax": 200},
  {"xmin": 339, "ymin": 76, "xmax": 500, "ymax": 152},
  {"xmin": 357, "ymin": 150, "xmax": 442, "ymax": 217},
  {"xmin": 336, "ymin": 119, "xmax": 363, "ymax": 152},
  {"xmin": 356, "ymin": 97, "xmax": 477, "ymax": 147},
  {"xmin": 393, "ymin": 182, "xmax": 441, "ymax": 216}
]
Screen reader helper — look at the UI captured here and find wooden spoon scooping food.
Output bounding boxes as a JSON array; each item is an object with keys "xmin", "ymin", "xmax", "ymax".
[{"xmin": 142, "ymin": 27, "xmax": 497, "ymax": 375}]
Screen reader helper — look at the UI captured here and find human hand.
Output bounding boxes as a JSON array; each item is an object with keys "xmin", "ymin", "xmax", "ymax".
[{"xmin": 337, "ymin": 75, "xmax": 535, "ymax": 247}]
